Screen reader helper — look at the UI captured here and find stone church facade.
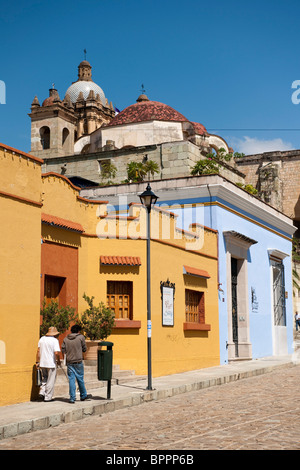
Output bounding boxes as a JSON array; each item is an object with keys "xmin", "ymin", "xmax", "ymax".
[
  {"xmin": 29, "ymin": 60, "xmax": 115, "ymax": 160},
  {"xmin": 29, "ymin": 60, "xmax": 244, "ymax": 186},
  {"xmin": 236, "ymin": 150, "xmax": 300, "ymax": 234},
  {"xmin": 236, "ymin": 150, "xmax": 300, "ymax": 320}
]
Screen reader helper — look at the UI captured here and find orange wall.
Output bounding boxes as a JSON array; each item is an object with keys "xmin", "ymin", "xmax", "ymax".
[{"xmin": 41, "ymin": 241, "xmax": 78, "ymax": 311}]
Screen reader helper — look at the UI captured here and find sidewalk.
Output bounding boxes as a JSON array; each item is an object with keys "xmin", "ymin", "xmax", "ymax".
[{"xmin": 0, "ymin": 355, "xmax": 296, "ymax": 440}]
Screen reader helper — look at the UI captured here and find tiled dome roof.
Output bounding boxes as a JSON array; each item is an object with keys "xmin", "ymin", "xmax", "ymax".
[
  {"xmin": 42, "ymin": 96, "xmax": 55, "ymax": 107},
  {"xmin": 106, "ymin": 95, "xmax": 189, "ymax": 127},
  {"xmin": 65, "ymin": 81, "xmax": 106, "ymax": 105},
  {"xmin": 42, "ymin": 89, "xmax": 61, "ymax": 107}
]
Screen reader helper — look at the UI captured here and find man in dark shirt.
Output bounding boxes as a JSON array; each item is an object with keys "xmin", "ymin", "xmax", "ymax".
[{"xmin": 61, "ymin": 324, "xmax": 91, "ymax": 403}]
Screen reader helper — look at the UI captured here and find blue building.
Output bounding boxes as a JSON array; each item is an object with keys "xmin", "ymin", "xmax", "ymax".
[
  {"xmin": 154, "ymin": 175, "xmax": 295, "ymax": 363},
  {"xmin": 83, "ymin": 174, "xmax": 296, "ymax": 364}
]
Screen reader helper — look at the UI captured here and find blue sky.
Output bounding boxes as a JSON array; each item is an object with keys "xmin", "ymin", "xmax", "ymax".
[{"xmin": 1, "ymin": 0, "xmax": 300, "ymax": 155}]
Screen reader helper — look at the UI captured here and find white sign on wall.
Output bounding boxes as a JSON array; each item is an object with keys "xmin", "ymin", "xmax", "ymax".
[{"xmin": 161, "ymin": 280, "xmax": 175, "ymax": 326}]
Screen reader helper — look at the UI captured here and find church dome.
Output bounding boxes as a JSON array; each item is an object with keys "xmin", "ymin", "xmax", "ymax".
[
  {"xmin": 42, "ymin": 88, "xmax": 61, "ymax": 107},
  {"xmin": 42, "ymin": 96, "xmax": 55, "ymax": 107},
  {"xmin": 106, "ymin": 95, "xmax": 189, "ymax": 127},
  {"xmin": 79, "ymin": 60, "xmax": 91, "ymax": 67},
  {"xmin": 65, "ymin": 81, "xmax": 106, "ymax": 105}
]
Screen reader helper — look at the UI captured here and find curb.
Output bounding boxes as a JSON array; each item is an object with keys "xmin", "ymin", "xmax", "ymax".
[{"xmin": 0, "ymin": 359, "xmax": 294, "ymax": 440}]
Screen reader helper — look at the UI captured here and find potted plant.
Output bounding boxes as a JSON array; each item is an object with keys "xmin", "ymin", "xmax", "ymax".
[
  {"xmin": 40, "ymin": 299, "xmax": 78, "ymax": 337},
  {"xmin": 79, "ymin": 293, "xmax": 115, "ymax": 360}
]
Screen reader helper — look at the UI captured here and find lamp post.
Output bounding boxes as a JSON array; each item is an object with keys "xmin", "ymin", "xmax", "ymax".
[{"xmin": 139, "ymin": 183, "xmax": 158, "ymax": 390}]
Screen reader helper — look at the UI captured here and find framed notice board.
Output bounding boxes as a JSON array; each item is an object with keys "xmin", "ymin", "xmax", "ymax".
[{"xmin": 160, "ymin": 279, "xmax": 175, "ymax": 326}]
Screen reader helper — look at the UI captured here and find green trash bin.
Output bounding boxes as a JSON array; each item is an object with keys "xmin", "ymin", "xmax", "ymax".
[{"xmin": 97, "ymin": 341, "xmax": 114, "ymax": 381}]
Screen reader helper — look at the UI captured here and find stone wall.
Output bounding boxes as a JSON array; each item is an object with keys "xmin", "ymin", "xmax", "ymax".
[
  {"xmin": 42, "ymin": 140, "xmax": 244, "ymax": 186},
  {"xmin": 98, "ymin": 120, "xmax": 184, "ymax": 150},
  {"xmin": 236, "ymin": 150, "xmax": 300, "ymax": 220}
]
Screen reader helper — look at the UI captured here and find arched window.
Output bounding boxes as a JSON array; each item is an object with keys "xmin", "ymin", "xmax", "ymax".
[
  {"xmin": 81, "ymin": 144, "xmax": 91, "ymax": 154},
  {"xmin": 209, "ymin": 145, "xmax": 218, "ymax": 156},
  {"xmin": 62, "ymin": 128, "xmax": 70, "ymax": 148},
  {"xmin": 83, "ymin": 120, "xmax": 88, "ymax": 135},
  {"xmin": 40, "ymin": 126, "xmax": 50, "ymax": 150}
]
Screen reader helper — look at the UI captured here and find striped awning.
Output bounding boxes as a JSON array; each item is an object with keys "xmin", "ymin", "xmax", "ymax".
[
  {"xmin": 100, "ymin": 256, "xmax": 141, "ymax": 266},
  {"xmin": 183, "ymin": 265, "xmax": 210, "ymax": 279}
]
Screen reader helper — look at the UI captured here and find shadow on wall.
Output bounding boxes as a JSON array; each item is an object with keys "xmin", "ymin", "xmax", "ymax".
[
  {"xmin": 30, "ymin": 365, "xmax": 41, "ymax": 401},
  {"xmin": 0, "ymin": 341, "xmax": 41, "ymax": 401},
  {"xmin": 293, "ymin": 195, "xmax": 300, "ymax": 237}
]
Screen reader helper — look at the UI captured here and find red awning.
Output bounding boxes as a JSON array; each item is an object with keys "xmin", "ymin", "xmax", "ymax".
[
  {"xmin": 183, "ymin": 265, "xmax": 210, "ymax": 279},
  {"xmin": 42, "ymin": 213, "xmax": 84, "ymax": 233},
  {"xmin": 100, "ymin": 256, "xmax": 141, "ymax": 266}
]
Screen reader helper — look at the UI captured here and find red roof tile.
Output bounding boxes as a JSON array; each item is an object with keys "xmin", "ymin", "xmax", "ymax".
[
  {"xmin": 42, "ymin": 96, "xmax": 55, "ymax": 107},
  {"xmin": 183, "ymin": 265, "xmax": 210, "ymax": 278},
  {"xmin": 42, "ymin": 213, "xmax": 84, "ymax": 233},
  {"xmin": 191, "ymin": 122, "xmax": 208, "ymax": 136},
  {"xmin": 106, "ymin": 100, "xmax": 188, "ymax": 127},
  {"xmin": 100, "ymin": 256, "xmax": 141, "ymax": 266}
]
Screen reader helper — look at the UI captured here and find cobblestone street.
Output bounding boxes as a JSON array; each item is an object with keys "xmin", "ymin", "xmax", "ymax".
[{"xmin": 0, "ymin": 365, "xmax": 299, "ymax": 451}]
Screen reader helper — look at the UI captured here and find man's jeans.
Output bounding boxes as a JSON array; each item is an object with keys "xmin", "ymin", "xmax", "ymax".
[{"xmin": 67, "ymin": 362, "xmax": 87, "ymax": 402}]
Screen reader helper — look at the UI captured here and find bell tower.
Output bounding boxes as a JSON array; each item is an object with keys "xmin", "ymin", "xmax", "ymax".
[
  {"xmin": 78, "ymin": 60, "xmax": 92, "ymax": 81},
  {"xmin": 29, "ymin": 86, "xmax": 76, "ymax": 159}
]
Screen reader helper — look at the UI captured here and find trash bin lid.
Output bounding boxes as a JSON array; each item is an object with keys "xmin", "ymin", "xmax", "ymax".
[{"xmin": 98, "ymin": 341, "xmax": 114, "ymax": 347}]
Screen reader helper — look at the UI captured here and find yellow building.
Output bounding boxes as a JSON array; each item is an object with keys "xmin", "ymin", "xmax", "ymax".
[
  {"xmin": 0, "ymin": 144, "xmax": 43, "ymax": 405},
  {"xmin": 0, "ymin": 143, "xmax": 220, "ymax": 405},
  {"xmin": 41, "ymin": 172, "xmax": 220, "ymax": 377}
]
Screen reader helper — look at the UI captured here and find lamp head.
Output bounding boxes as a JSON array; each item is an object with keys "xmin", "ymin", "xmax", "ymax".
[{"xmin": 139, "ymin": 184, "xmax": 159, "ymax": 210}]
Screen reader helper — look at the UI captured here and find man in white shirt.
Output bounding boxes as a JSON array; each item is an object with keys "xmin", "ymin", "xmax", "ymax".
[{"xmin": 36, "ymin": 326, "xmax": 61, "ymax": 402}]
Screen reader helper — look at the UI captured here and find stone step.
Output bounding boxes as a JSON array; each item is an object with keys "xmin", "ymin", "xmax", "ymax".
[
  {"xmin": 54, "ymin": 362, "xmax": 146, "ymax": 398},
  {"xmin": 82, "ymin": 360, "xmax": 121, "ymax": 370},
  {"xmin": 55, "ymin": 370, "xmax": 136, "ymax": 385},
  {"xmin": 116, "ymin": 374, "xmax": 147, "ymax": 385},
  {"xmin": 54, "ymin": 380, "xmax": 108, "ymax": 396},
  {"xmin": 56, "ymin": 366, "xmax": 135, "ymax": 381}
]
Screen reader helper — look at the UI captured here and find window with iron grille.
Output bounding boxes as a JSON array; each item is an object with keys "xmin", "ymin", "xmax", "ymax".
[
  {"xmin": 107, "ymin": 281, "xmax": 133, "ymax": 320},
  {"xmin": 271, "ymin": 259, "xmax": 286, "ymax": 326},
  {"xmin": 185, "ymin": 289, "xmax": 205, "ymax": 323}
]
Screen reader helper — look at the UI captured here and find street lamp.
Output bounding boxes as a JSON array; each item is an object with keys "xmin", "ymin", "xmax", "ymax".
[{"xmin": 139, "ymin": 183, "xmax": 158, "ymax": 390}]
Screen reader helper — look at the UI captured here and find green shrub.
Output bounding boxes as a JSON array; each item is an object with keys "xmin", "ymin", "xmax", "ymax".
[
  {"xmin": 236, "ymin": 182, "xmax": 258, "ymax": 195},
  {"xmin": 191, "ymin": 158, "xmax": 220, "ymax": 175},
  {"xmin": 40, "ymin": 299, "xmax": 78, "ymax": 337},
  {"xmin": 79, "ymin": 294, "xmax": 115, "ymax": 341},
  {"xmin": 191, "ymin": 149, "xmax": 245, "ymax": 176}
]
